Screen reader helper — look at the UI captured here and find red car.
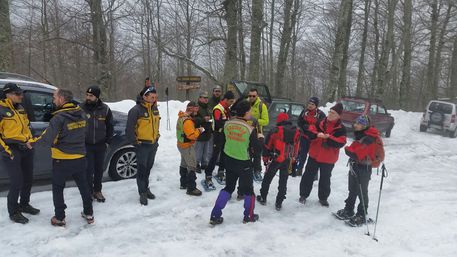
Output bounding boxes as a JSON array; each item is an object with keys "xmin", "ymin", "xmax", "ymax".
[{"xmin": 337, "ymin": 97, "xmax": 395, "ymax": 137}]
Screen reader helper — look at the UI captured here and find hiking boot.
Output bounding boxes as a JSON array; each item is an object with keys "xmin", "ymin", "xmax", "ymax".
[
  {"xmin": 256, "ymin": 195, "xmax": 267, "ymax": 205},
  {"xmin": 319, "ymin": 200, "xmax": 329, "ymax": 207},
  {"xmin": 10, "ymin": 212, "xmax": 29, "ymax": 224},
  {"xmin": 275, "ymin": 202, "xmax": 282, "ymax": 211},
  {"xmin": 146, "ymin": 189, "xmax": 156, "ymax": 200},
  {"xmin": 93, "ymin": 192, "xmax": 106, "ymax": 203},
  {"xmin": 334, "ymin": 209, "xmax": 354, "ymax": 220},
  {"xmin": 196, "ymin": 164, "xmax": 202, "ymax": 174},
  {"xmin": 81, "ymin": 212, "xmax": 95, "ymax": 224},
  {"xmin": 186, "ymin": 188, "xmax": 202, "ymax": 196},
  {"xmin": 253, "ymin": 171, "xmax": 263, "ymax": 181},
  {"xmin": 139, "ymin": 193, "xmax": 148, "ymax": 205},
  {"xmin": 209, "ymin": 216, "xmax": 224, "ymax": 226},
  {"xmin": 19, "ymin": 203, "xmax": 40, "ymax": 215},
  {"xmin": 243, "ymin": 214, "xmax": 259, "ymax": 223},
  {"xmin": 50, "ymin": 216, "xmax": 66, "ymax": 227},
  {"xmin": 299, "ymin": 196, "xmax": 306, "ymax": 204}
]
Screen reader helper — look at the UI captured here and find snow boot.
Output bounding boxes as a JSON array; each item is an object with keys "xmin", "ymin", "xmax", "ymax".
[
  {"xmin": 81, "ymin": 212, "xmax": 95, "ymax": 224},
  {"xmin": 186, "ymin": 188, "xmax": 202, "ymax": 196},
  {"xmin": 210, "ymin": 190, "xmax": 231, "ymax": 219},
  {"xmin": 209, "ymin": 216, "xmax": 224, "ymax": 226},
  {"xmin": 93, "ymin": 192, "xmax": 106, "ymax": 203},
  {"xmin": 139, "ymin": 193, "xmax": 148, "ymax": 205},
  {"xmin": 275, "ymin": 202, "xmax": 282, "ymax": 211},
  {"xmin": 256, "ymin": 195, "xmax": 267, "ymax": 205},
  {"xmin": 299, "ymin": 196, "xmax": 306, "ymax": 205},
  {"xmin": 146, "ymin": 188, "xmax": 156, "ymax": 200},
  {"xmin": 243, "ymin": 214, "xmax": 259, "ymax": 223},
  {"xmin": 346, "ymin": 213, "xmax": 366, "ymax": 227},
  {"xmin": 319, "ymin": 199, "xmax": 329, "ymax": 207},
  {"xmin": 19, "ymin": 203, "xmax": 40, "ymax": 215},
  {"xmin": 50, "ymin": 216, "xmax": 66, "ymax": 227},
  {"xmin": 10, "ymin": 212, "xmax": 29, "ymax": 224}
]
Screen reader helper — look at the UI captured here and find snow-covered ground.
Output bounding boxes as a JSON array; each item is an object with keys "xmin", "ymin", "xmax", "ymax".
[{"xmin": 1, "ymin": 100, "xmax": 456, "ymax": 257}]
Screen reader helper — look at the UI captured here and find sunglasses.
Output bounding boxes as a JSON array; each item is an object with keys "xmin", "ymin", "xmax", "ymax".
[
  {"xmin": 143, "ymin": 86, "xmax": 156, "ymax": 96},
  {"xmin": 248, "ymin": 95, "xmax": 257, "ymax": 98}
]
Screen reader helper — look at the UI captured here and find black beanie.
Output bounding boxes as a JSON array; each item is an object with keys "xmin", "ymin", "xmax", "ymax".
[
  {"xmin": 308, "ymin": 96, "xmax": 320, "ymax": 106},
  {"xmin": 330, "ymin": 102, "xmax": 344, "ymax": 115},
  {"xmin": 87, "ymin": 85, "xmax": 101, "ymax": 98},
  {"xmin": 223, "ymin": 91, "xmax": 235, "ymax": 100}
]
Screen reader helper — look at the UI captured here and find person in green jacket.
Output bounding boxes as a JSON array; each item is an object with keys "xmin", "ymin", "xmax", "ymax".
[{"xmin": 247, "ymin": 88, "xmax": 269, "ymax": 182}]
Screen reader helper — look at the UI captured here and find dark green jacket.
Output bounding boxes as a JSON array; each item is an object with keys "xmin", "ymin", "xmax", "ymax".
[{"xmin": 194, "ymin": 101, "xmax": 212, "ymax": 141}]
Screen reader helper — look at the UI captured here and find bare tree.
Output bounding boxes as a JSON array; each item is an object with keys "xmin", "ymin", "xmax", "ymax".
[
  {"xmin": 223, "ymin": 0, "xmax": 238, "ymax": 83},
  {"xmin": 399, "ymin": 0, "xmax": 412, "ymax": 109},
  {"xmin": 0, "ymin": 0, "xmax": 13, "ymax": 70}
]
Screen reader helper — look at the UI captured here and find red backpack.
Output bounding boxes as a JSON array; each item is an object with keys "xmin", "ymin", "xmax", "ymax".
[{"xmin": 372, "ymin": 136, "xmax": 385, "ymax": 168}]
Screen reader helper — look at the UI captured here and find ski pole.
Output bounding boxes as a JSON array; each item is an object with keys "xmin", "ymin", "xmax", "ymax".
[
  {"xmin": 165, "ymin": 87, "xmax": 171, "ymax": 131},
  {"xmin": 350, "ymin": 162, "xmax": 371, "ymax": 236},
  {"xmin": 372, "ymin": 163, "xmax": 388, "ymax": 242}
]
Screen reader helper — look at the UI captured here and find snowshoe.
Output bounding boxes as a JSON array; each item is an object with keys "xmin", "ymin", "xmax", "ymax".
[
  {"xmin": 253, "ymin": 171, "xmax": 263, "ymax": 182},
  {"xmin": 332, "ymin": 209, "xmax": 354, "ymax": 220},
  {"xmin": 201, "ymin": 178, "xmax": 216, "ymax": 191},
  {"xmin": 209, "ymin": 216, "xmax": 224, "ymax": 226}
]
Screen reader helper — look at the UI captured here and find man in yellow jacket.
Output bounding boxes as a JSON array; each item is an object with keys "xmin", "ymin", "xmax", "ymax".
[
  {"xmin": 126, "ymin": 86, "xmax": 160, "ymax": 205},
  {"xmin": 247, "ymin": 88, "xmax": 269, "ymax": 181},
  {"xmin": 177, "ymin": 101, "xmax": 204, "ymax": 196},
  {"xmin": 0, "ymin": 83, "xmax": 40, "ymax": 224}
]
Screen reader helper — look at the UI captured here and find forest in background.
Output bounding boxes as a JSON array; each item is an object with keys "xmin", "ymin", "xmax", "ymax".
[{"xmin": 1, "ymin": 0, "xmax": 456, "ymax": 111}]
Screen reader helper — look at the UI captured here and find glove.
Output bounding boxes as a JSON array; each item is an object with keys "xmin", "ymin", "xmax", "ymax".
[{"xmin": 199, "ymin": 127, "xmax": 205, "ymax": 133}]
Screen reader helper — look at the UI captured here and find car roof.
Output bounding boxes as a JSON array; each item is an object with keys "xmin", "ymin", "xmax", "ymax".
[
  {"xmin": 429, "ymin": 99, "xmax": 457, "ymax": 106},
  {"xmin": 0, "ymin": 78, "xmax": 57, "ymax": 91}
]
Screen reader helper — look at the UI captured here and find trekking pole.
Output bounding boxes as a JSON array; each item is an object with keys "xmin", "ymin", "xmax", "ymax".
[
  {"xmin": 372, "ymin": 164, "xmax": 388, "ymax": 242},
  {"xmin": 350, "ymin": 162, "xmax": 370, "ymax": 236},
  {"xmin": 165, "ymin": 87, "xmax": 171, "ymax": 131}
]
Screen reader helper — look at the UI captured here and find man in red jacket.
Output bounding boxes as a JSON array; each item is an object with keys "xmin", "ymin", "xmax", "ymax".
[
  {"xmin": 335, "ymin": 115, "xmax": 381, "ymax": 226},
  {"xmin": 257, "ymin": 112, "xmax": 300, "ymax": 211},
  {"xmin": 299, "ymin": 103, "xmax": 347, "ymax": 207}
]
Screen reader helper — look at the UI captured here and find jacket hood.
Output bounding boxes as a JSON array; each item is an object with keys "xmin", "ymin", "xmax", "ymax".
[{"xmin": 53, "ymin": 102, "xmax": 85, "ymax": 121}]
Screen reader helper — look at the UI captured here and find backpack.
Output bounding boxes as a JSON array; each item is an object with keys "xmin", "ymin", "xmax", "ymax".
[{"xmin": 372, "ymin": 136, "xmax": 385, "ymax": 168}]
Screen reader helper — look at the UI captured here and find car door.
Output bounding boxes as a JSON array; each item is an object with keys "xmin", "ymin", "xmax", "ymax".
[
  {"xmin": 369, "ymin": 103, "xmax": 389, "ymax": 132},
  {"xmin": 23, "ymin": 90, "xmax": 54, "ymax": 178},
  {"xmin": 376, "ymin": 105, "xmax": 392, "ymax": 132}
]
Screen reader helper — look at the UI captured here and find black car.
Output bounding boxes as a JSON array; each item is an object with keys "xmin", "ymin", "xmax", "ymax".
[{"xmin": 0, "ymin": 74, "xmax": 137, "ymax": 184}]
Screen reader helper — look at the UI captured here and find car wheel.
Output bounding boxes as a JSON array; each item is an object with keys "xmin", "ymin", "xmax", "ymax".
[
  {"xmin": 385, "ymin": 127, "xmax": 392, "ymax": 138},
  {"xmin": 108, "ymin": 148, "xmax": 137, "ymax": 180},
  {"xmin": 449, "ymin": 128, "xmax": 457, "ymax": 138},
  {"xmin": 419, "ymin": 125, "xmax": 427, "ymax": 132}
]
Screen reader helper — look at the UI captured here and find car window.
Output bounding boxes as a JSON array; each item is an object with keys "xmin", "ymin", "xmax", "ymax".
[
  {"xmin": 341, "ymin": 100, "xmax": 366, "ymax": 113},
  {"xmin": 370, "ymin": 104, "xmax": 378, "ymax": 115},
  {"xmin": 25, "ymin": 91, "xmax": 54, "ymax": 122},
  {"xmin": 377, "ymin": 105, "xmax": 387, "ymax": 115},
  {"xmin": 428, "ymin": 102, "xmax": 453, "ymax": 114},
  {"xmin": 291, "ymin": 104, "xmax": 304, "ymax": 117}
]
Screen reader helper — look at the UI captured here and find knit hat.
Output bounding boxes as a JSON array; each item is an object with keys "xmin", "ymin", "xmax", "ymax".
[
  {"xmin": 2, "ymin": 83, "xmax": 23, "ymax": 95},
  {"xmin": 308, "ymin": 96, "xmax": 319, "ymax": 106},
  {"xmin": 355, "ymin": 115, "xmax": 370, "ymax": 128},
  {"xmin": 199, "ymin": 91, "xmax": 209, "ymax": 98},
  {"xmin": 231, "ymin": 99, "xmax": 251, "ymax": 117},
  {"xmin": 223, "ymin": 91, "xmax": 235, "ymax": 100},
  {"xmin": 140, "ymin": 86, "xmax": 157, "ymax": 97},
  {"xmin": 330, "ymin": 103, "xmax": 343, "ymax": 115},
  {"xmin": 86, "ymin": 85, "xmax": 101, "ymax": 98},
  {"xmin": 276, "ymin": 112, "xmax": 289, "ymax": 123}
]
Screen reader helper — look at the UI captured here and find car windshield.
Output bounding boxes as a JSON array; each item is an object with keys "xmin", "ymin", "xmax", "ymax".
[
  {"xmin": 233, "ymin": 81, "xmax": 269, "ymax": 99},
  {"xmin": 429, "ymin": 102, "xmax": 453, "ymax": 114},
  {"xmin": 341, "ymin": 100, "xmax": 366, "ymax": 113}
]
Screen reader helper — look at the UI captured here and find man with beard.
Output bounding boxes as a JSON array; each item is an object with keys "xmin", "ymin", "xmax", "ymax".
[
  {"xmin": 208, "ymin": 85, "xmax": 223, "ymax": 111},
  {"xmin": 80, "ymin": 86, "xmax": 114, "ymax": 202},
  {"xmin": 176, "ymin": 101, "xmax": 205, "ymax": 196}
]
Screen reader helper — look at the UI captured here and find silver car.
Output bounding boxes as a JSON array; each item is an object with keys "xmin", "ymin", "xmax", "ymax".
[{"xmin": 420, "ymin": 99, "xmax": 457, "ymax": 138}]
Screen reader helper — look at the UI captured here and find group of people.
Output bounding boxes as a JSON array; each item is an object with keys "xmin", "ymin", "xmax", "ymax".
[{"xmin": 0, "ymin": 81, "xmax": 383, "ymax": 228}]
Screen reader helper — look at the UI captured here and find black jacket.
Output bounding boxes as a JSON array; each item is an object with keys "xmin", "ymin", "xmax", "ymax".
[
  {"xmin": 81, "ymin": 100, "xmax": 114, "ymax": 145},
  {"xmin": 194, "ymin": 101, "xmax": 212, "ymax": 141}
]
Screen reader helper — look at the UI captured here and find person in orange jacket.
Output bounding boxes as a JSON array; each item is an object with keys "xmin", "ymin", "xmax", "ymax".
[{"xmin": 177, "ymin": 101, "xmax": 205, "ymax": 196}]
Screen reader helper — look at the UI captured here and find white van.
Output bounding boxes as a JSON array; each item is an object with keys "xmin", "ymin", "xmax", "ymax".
[{"xmin": 420, "ymin": 99, "xmax": 457, "ymax": 138}]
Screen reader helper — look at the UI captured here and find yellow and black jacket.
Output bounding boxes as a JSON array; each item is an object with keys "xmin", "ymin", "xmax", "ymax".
[
  {"xmin": 0, "ymin": 98, "xmax": 33, "ymax": 157},
  {"xmin": 126, "ymin": 100, "xmax": 160, "ymax": 145},
  {"xmin": 30, "ymin": 102, "xmax": 86, "ymax": 159}
]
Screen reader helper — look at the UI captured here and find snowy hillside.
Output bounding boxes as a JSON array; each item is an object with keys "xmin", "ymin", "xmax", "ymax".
[{"xmin": 0, "ymin": 100, "xmax": 456, "ymax": 257}]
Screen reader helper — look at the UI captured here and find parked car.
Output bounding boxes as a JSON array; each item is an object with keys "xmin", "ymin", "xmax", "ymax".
[
  {"xmin": 338, "ymin": 96, "xmax": 395, "ymax": 137},
  {"xmin": 0, "ymin": 73, "xmax": 137, "ymax": 185},
  {"xmin": 419, "ymin": 99, "xmax": 457, "ymax": 138}
]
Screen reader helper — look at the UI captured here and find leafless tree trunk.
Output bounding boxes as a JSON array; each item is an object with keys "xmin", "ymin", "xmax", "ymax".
[
  {"xmin": 237, "ymin": 0, "xmax": 246, "ymax": 80},
  {"xmin": 268, "ymin": 0, "xmax": 275, "ymax": 88},
  {"xmin": 0, "ymin": 0, "xmax": 13, "ymax": 70},
  {"xmin": 425, "ymin": 0, "xmax": 439, "ymax": 103},
  {"xmin": 369, "ymin": 0, "xmax": 380, "ymax": 98},
  {"xmin": 432, "ymin": 3, "xmax": 452, "ymax": 99},
  {"xmin": 223, "ymin": 0, "xmax": 238, "ymax": 83},
  {"xmin": 326, "ymin": 0, "xmax": 353, "ymax": 102},
  {"xmin": 355, "ymin": 0, "xmax": 371, "ymax": 97},
  {"xmin": 248, "ymin": 0, "xmax": 263, "ymax": 81},
  {"xmin": 450, "ymin": 34, "xmax": 457, "ymax": 99},
  {"xmin": 399, "ymin": 0, "xmax": 412, "ymax": 110}
]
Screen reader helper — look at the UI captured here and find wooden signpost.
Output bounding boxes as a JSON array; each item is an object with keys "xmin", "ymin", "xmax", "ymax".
[{"xmin": 176, "ymin": 76, "xmax": 201, "ymax": 100}]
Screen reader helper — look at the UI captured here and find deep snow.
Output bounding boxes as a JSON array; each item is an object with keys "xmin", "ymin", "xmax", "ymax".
[{"xmin": 0, "ymin": 100, "xmax": 456, "ymax": 257}]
